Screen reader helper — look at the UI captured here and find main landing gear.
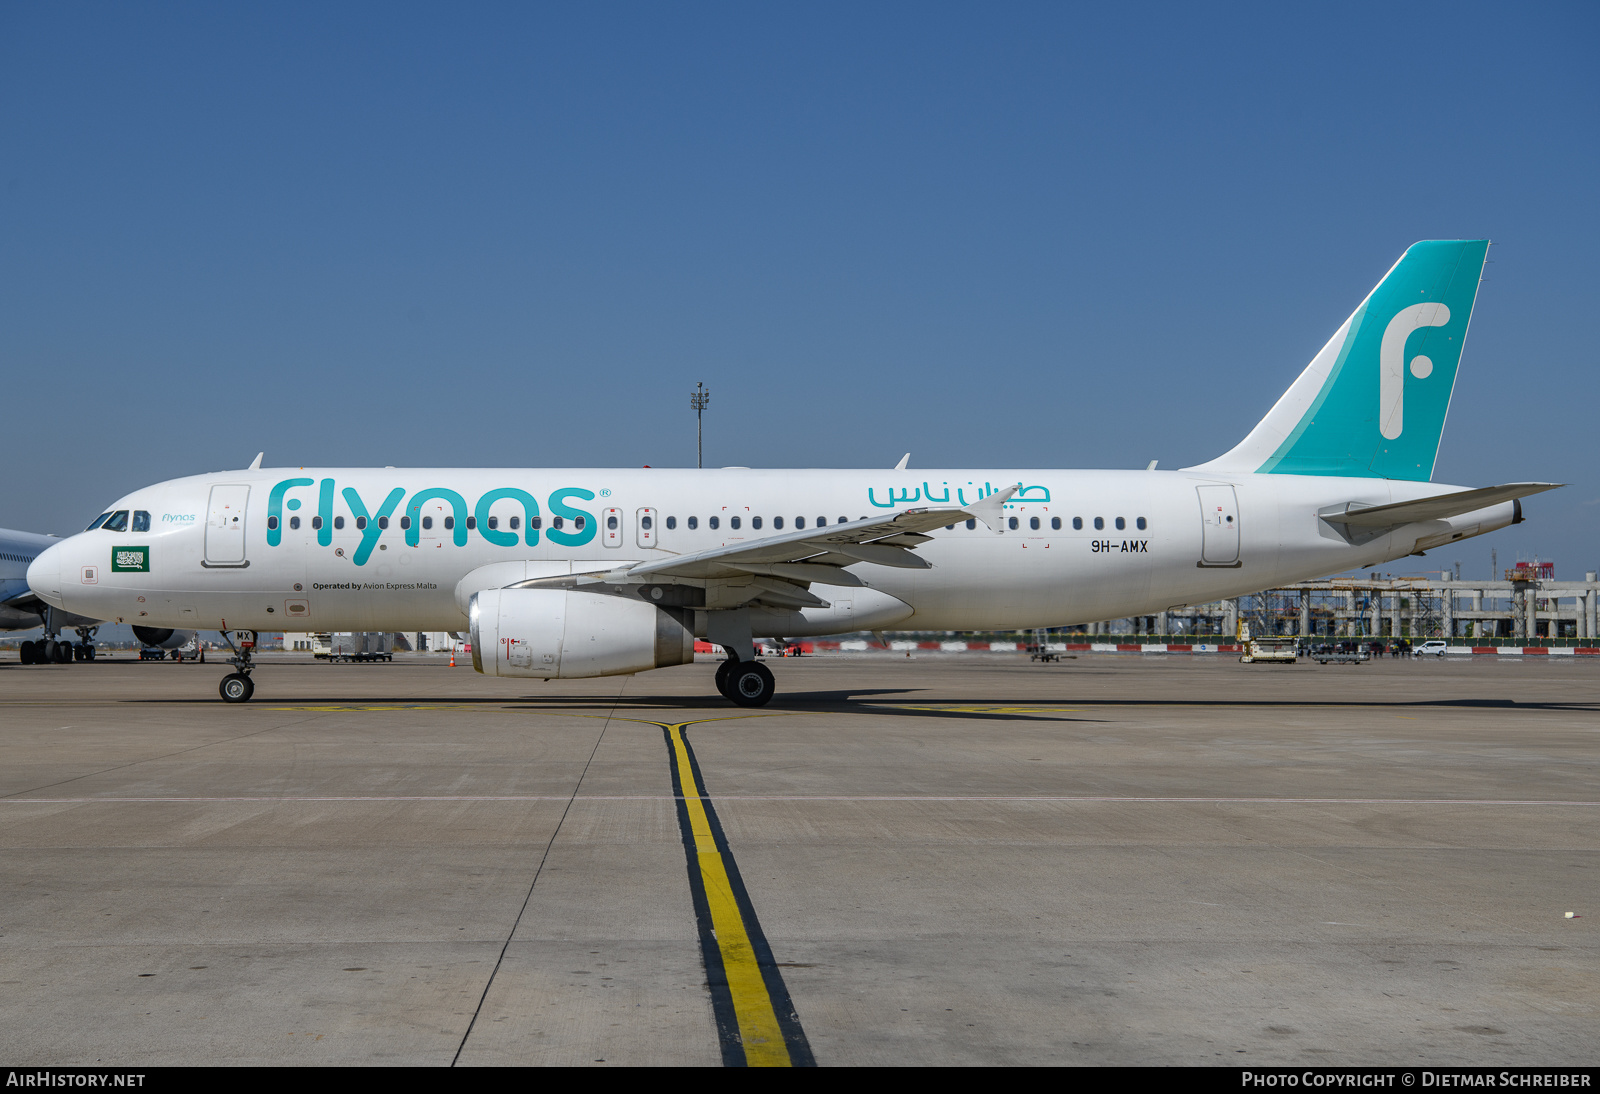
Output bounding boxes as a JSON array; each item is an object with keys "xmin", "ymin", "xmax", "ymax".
[
  {"xmin": 715, "ymin": 654, "xmax": 775, "ymax": 707},
  {"xmin": 217, "ymin": 630, "xmax": 258, "ymax": 703},
  {"xmin": 16, "ymin": 620, "xmax": 96, "ymax": 666}
]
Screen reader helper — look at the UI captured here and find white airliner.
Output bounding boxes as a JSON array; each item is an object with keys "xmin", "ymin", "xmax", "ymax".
[{"xmin": 27, "ymin": 241, "xmax": 1558, "ymax": 704}]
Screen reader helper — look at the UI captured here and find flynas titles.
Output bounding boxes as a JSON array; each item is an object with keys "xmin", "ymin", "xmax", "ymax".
[{"xmin": 266, "ymin": 479, "xmax": 598, "ymax": 565}]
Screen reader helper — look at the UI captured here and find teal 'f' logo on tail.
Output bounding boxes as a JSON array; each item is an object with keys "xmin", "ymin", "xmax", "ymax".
[{"xmin": 1194, "ymin": 240, "xmax": 1490, "ymax": 482}]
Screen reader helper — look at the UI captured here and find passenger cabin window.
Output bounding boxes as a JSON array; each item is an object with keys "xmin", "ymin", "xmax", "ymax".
[
  {"xmin": 334, "ymin": 516, "xmax": 345, "ymax": 530},
  {"xmin": 1073, "ymin": 517, "xmax": 1083, "ymax": 530},
  {"xmin": 1115, "ymin": 517, "xmax": 1125, "ymax": 530},
  {"xmin": 132, "ymin": 511, "xmax": 151, "ymax": 532},
  {"xmin": 487, "ymin": 516, "xmax": 499, "ymax": 530},
  {"xmin": 666, "ymin": 516, "xmax": 677, "ymax": 530},
  {"xmin": 752, "ymin": 516, "xmax": 762, "ymax": 530},
  {"xmin": 552, "ymin": 517, "xmax": 564, "ymax": 530},
  {"xmin": 444, "ymin": 516, "xmax": 454, "ymax": 530},
  {"xmin": 1093, "ymin": 517, "xmax": 1104, "ymax": 530},
  {"xmin": 1008, "ymin": 517, "xmax": 1019, "ymax": 530},
  {"xmin": 267, "ymin": 516, "xmax": 279, "ymax": 530},
  {"xmin": 688, "ymin": 516, "xmax": 699, "ymax": 530},
  {"xmin": 356, "ymin": 516, "xmax": 367, "ymax": 530},
  {"xmin": 1051, "ymin": 517, "xmax": 1061, "ymax": 530},
  {"xmin": 709, "ymin": 516, "xmax": 719, "ymax": 530},
  {"xmin": 796, "ymin": 517, "xmax": 805, "ymax": 529},
  {"xmin": 773, "ymin": 516, "xmax": 783, "ymax": 529},
  {"xmin": 838, "ymin": 516, "xmax": 848, "ymax": 525},
  {"xmin": 574, "ymin": 516, "xmax": 585, "ymax": 530},
  {"xmin": 530, "ymin": 517, "xmax": 541, "ymax": 529},
  {"xmin": 465, "ymin": 516, "xmax": 475, "ymax": 530},
  {"xmin": 422, "ymin": 516, "xmax": 433, "ymax": 530},
  {"xmin": 311, "ymin": 516, "xmax": 323, "ymax": 530},
  {"xmin": 400, "ymin": 516, "xmax": 411, "ymax": 530},
  {"xmin": 87, "ymin": 513, "xmax": 112, "ymax": 531},
  {"xmin": 509, "ymin": 516, "xmax": 520, "ymax": 531},
  {"xmin": 1029, "ymin": 517, "xmax": 1040, "ymax": 530},
  {"xmin": 1136, "ymin": 517, "xmax": 1147, "ymax": 530},
  {"xmin": 966, "ymin": 519, "xmax": 976, "ymax": 530},
  {"xmin": 290, "ymin": 516, "xmax": 301, "ymax": 530},
  {"xmin": 103, "ymin": 511, "xmax": 129, "ymax": 532},
  {"xmin": 378, "ymin": 516, "xmax": 388, "ymax": 529},
  {"xmin": 730, "ymin": 516, "xmax": 741, "ymax": 530}
]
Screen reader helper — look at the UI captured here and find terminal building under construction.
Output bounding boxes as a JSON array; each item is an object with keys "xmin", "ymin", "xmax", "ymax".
[{"xmin": 1068, "ymin": 563, "xmax": 1599, "ymax": 645}]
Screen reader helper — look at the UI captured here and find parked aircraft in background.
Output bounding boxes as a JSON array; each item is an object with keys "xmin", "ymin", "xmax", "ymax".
[
  {"xmin": 2, "ymin": 525, "xmax": 101, "ymax": 662},
  {"xmin": 3, "ymin": 523, "xmax": 190, "ymax": 664},
  {"xmin": 27, "ymin": 241, "xmax": 1559, "ymax": 703}
]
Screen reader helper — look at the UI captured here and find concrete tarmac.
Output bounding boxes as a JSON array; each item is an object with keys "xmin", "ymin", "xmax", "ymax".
[{"xmin": 0, "ymin": 651, "xmax": 1595, "ymax": 1066}]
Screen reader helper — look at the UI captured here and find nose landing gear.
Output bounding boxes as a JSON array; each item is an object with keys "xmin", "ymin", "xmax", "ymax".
[
  {"xmin": 217, "ymin": 630, "xmax": 258, "ymax": 703},
  {"xmin": 219, "ymin": 672, "xmax": 255, "ymax": 703}
]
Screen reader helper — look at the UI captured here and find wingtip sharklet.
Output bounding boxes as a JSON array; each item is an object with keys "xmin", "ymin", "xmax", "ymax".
[{"xmin": 964, "ymin": 483, "xmax": 1019, "ymax": 533}]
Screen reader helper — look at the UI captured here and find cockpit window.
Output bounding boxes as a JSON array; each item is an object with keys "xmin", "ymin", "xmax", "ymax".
[
  {"xmin": 102, "ymin": 511, "xmax": 129, "ymax": 532},
  {"xmin": 132, "ymin": 511, "xmax": 151, "ymax": 532},
  {"xmin": 86, "ymin": 513, "xmax": 112, "ymax": 531}
]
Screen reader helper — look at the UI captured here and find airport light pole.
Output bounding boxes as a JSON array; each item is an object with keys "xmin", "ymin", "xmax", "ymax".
[{"xmin": 690, "ymin": 382, "xmax": 710, "ymax": 468}]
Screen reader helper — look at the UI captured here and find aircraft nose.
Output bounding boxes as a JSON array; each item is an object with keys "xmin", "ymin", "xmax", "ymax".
[{"xmin": 27, "ymin": 542, "xmax": 65, "ymax": 608}]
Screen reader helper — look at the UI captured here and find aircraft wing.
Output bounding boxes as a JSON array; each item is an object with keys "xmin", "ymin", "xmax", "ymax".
[
  {"xmin": 506, "ymin": 487, "xmax": 1019, "ymax": 609},
  {"xmin": 1320, "ymin": 482, "xmax": 1563, "ymax": 529}
]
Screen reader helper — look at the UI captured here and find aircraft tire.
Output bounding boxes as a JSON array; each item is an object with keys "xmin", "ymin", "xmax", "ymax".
[
  {"xmin": 714, "ymin": 659, "xmax": 737, "ymax": 699},
  {"xmin": 219, "ymin": 673, "xmax": 255, "ymax": 703},
  {"xmin": 726, "ymin": 661, "xmax": 775, "ymax": 708},
  {"xmin": 84, "ymin": 645, "xmax": 96, "ymax": 662},
  {"xmin": 19, "ymin": 641, "xmax": 35, "ymax": 665}
]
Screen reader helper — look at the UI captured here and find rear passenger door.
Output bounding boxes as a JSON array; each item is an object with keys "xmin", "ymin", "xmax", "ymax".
[{"xmin": 1197, "ymin": 485, "xmax": 1240, "ymax": 566}]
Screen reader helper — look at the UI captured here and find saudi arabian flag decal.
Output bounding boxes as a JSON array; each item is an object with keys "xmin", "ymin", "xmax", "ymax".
[{"xmin": 111, "ymin": 546, "xmax": 150, "ymax": 573}]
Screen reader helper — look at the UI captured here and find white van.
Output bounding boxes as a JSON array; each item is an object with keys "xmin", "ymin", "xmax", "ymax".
[{"xmin": 1418, "ymin": 640, "xmax": 1448, "ymax": 656}]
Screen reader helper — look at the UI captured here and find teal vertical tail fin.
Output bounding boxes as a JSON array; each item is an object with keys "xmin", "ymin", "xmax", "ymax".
[{"xmin": 1190, "ymin": 240, "xmax": 1490, "ymax": 481}]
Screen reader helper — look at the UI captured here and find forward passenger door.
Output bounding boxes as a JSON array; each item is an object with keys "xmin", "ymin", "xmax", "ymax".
[{"xmin": 204, "ymin": 485, "xmax": 250, "ymax": 567}]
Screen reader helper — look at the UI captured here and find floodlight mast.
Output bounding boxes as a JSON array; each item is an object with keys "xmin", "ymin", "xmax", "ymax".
[{"xmin": 690, "ymin": 382, "xmax": 710, "ymax": 468}]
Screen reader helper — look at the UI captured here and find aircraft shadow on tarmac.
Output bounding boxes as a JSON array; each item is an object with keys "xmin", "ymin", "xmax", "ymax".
[{"xmin": 99, "ymin": 689, "xmax": 1600, "ymax": 722}]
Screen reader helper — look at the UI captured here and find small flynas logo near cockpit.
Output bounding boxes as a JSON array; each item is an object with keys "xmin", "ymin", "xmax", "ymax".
[
  {"xmin": 1379, "ymin": 303, "xmax": 1450, "ymax": 441},
  {"xmin": 162, "ymin": 513, "xmax": 197, "ymax": 523}
]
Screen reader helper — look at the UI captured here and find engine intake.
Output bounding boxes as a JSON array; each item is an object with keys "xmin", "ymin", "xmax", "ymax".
[
  {"xmin": 470, "ymin": 588, "xmax": 694, "ymax": 679},
  {"xmin": 131, "ymin": 626, "xmax": 192, "ymax": 650}
]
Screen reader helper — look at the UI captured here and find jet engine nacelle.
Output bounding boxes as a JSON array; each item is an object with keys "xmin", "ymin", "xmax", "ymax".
[
  {"xmin": 131, "ymin": 626, "xmax": 194, "ymax": 650},
  {"xmin": 469, "ymin": 588, "xmax": 694, "ymax": 679}
]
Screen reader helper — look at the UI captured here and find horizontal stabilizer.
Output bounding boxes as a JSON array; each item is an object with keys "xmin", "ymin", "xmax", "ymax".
[{"xmin": 1320, "ymin": 482, "xmax": 1562, "ymax": 529}]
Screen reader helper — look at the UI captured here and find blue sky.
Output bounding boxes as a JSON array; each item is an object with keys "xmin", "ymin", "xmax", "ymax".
[{"xmin": 3, "ymin": 1, "xmax": 1595, "ymax": 579}]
